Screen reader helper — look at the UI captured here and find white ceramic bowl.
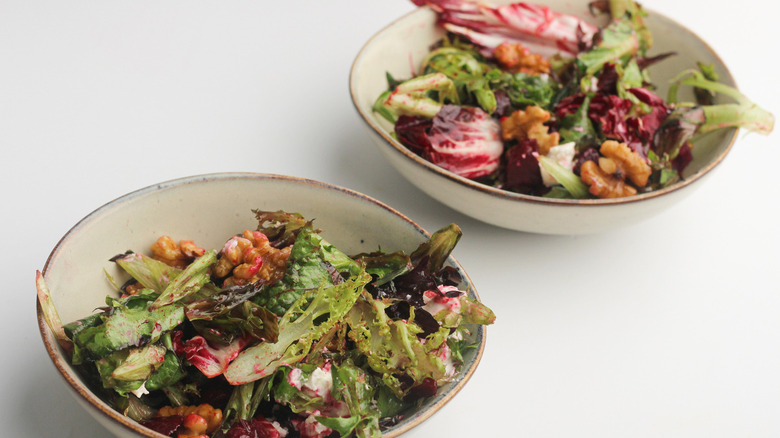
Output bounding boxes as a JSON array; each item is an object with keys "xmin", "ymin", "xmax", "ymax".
[
  {"xmin": 350, "ymin": 0, "xmax": 737, "ymax": 234},
  {"xmin": 37, "ymin": 173, "xmax": 486, "ymax": 438}
]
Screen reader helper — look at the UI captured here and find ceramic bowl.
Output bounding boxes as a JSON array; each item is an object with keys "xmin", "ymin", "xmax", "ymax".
[
  {"xmin": 350, "ymin": 0, "xmax": 737, "ymax": 234},
  {"xmin": 37, "ymin": 173, "xmax": 486, "ymax": 438}
]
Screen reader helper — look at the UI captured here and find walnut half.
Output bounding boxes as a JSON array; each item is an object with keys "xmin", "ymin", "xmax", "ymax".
[
  {"xmin": 500, "ymin": 105, "xmax": 559, "ymax": 155},
  {"xmin": 580, "ymin": 140, "xmax": 652, "ymax": 199},
  {"xmin": 600, "ymin": 140, "xmax": 652, "ymax": 187},
  {"xmin": 580, "ymin": 160, "xmax": 637, "ymax": 198},
  {"xmin": 493, "ymin": 42, "xmax": 550, "ymax": 75}
]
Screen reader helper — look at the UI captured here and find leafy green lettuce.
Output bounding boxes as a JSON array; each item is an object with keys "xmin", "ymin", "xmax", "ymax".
[
  {"xmin": 94, "ymin": 344, "xmax": 184, "ymax": 397},
  {"xmin": 70, "ymin": 292, "xmax": 185, "ymax": 364},
  {"xmin": 373, "ymin": 72, "xmax": 459, "ymax": 123},
  {"xmin": 422, "ymin": 46, "xmax": 497, "ymax": 114},
  {"xmin": 318, "ymin": 362, "xmax": 382, "ymax": 438},
  {"xmin": 224, "ymin": 269, "xmax": 371, "ymax": 385},
  {"xmin": 345, "ymin": 292, "xmax": 451, "ymax": 398},
  {"xmin": 255, "ymin": 225, "xmax": 363, "ymax": 316}
]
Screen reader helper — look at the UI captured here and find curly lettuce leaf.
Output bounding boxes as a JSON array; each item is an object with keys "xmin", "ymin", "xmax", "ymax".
[
  {"xmin": 489, "ymin": 71, "xmax": 560, "ymax": 111},
  {"xmin": 351, "ymin": 251, "xmax": 412, "ymax": 288},
  {"xmin": 186, "ymin": 281, "xmax": 279, "ymax": 345},
  {"xmin": 255, "ymin": 225, "xmax": 362, "ymax": 316},
  {"xmin": 345, "ymin": 292, "xmax": 450, "ymax": 398},
  {"xmin": 577, "ymin": 19, "xmax": 639, "ymax": 77},
  {"xmin": 253, "ymin": 209, "xmax": 308, "ymax": 249},
  {"xmin": 224, "ymin": 269, "xmax": 371, "ymax": 385},
  {"xmin": 193, "ymin": 302, "xmax": 278, "ymax": 346},
  {"xmin": 422, "ymin": 46, "xmax": 497, "ymax": 114}
]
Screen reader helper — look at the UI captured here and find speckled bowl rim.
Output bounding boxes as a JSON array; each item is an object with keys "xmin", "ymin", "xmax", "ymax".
[
  {"xmin": 349, "ymin": 4, "xmax": 738, "ymax": 208},
  {"xmin": 36, "ymin": 172, "xmax": 487, "ymax": 438}
]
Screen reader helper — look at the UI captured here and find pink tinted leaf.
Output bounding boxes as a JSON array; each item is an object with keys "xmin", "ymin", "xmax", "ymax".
[
  {"xmin": 426, "ymin": 105, "xmax": 503, "ymax": 179},
  {"xmin": 416, "ymin": 0, "xmax": 598, "ymax": 55}
]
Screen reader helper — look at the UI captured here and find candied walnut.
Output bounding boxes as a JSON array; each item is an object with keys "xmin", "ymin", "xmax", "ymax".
[
  {"xmin": 580, "ymin": 160, "xmax": 637, "ymax": 198},
  {"xmin": 179, "ymin": 414, "xmax": 208, "ymax": 438},
  {"xmin": 156, "ymin": 404, "xmax": 222, "ymax": 435},
  {"xmin": 215, "ymin": 230, "xmax": 291, "ymax": 287},
  {"xmin": 500, "ymin": 105, "xmax": 560, "ymax": 155},
  {"xmin": 494, "ymin": 42, "xmax": 550, "ymax": 75},
  {"xmin": 599, "ymin": 140, "xmax": 652, "ymax": 187},
  {"xmin": 150, "ymin": 236, "xmax": 205, "ymax": 269}
]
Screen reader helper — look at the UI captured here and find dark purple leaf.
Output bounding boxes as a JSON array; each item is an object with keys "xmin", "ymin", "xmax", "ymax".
[
  {"xmin": 673, "ymin": 142, "xmax": 693, "ymax": 173},
  {"xmin": 555, "ymin": 93, "xmax": 586, "ymax": 120},
  {"xmin": 395, "ymin": 115, "xmax": 433, "ymax": 156},
  {"xmin": 404, "ymin": 377, "xmax": 438, "ymax": 402},
  {"xmin": 225, "ymin": 417, "xmax": 282, "ymax": 438},
  {"xmin": 573, "ymin": 147, "xmax": 601, "ymax": 175},
  {"xmin": 589, "ymin": 94, "xmax": 633, "ymax": 142},
  {"xmin": 493, "ymin": 90, "xmax": 512, "ymax": 117},
  {"xmin": 652, "ymin": 107, "xmax": 705, "ymax": 159},
  {"xmin": 628, "ymin": 88, "xmax": 670, "ymax": 143},
  {"xmin": 596, "ymin": 63, "xmax": 619, "ymax": 95},
  {"xmin": 637, "ymin": 51, "xmax": 677, "ymax": 71}
]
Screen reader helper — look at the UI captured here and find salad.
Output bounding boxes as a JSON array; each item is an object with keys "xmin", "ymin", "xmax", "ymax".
[
  {"xmin": 373, "ymin": 0, "xmax": 774, "ymax": 199},
  {"xmin": 37, "ymin": 210, "xmax": 495, "ymax": 438}
]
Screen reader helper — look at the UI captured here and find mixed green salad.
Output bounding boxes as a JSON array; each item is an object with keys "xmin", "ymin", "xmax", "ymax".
[
  {"xmin": 37, "ymin": 210, "xmax": 495, "ymax": 438},
  {"xmin": 374, "ymin": 0, "xmax": 774, "ymax": 199}
]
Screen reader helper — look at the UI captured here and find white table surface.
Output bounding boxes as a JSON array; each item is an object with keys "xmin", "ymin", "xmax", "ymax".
[{"xmin": 2, "ymin": 1, "xmax": 778, "ymax": 437}]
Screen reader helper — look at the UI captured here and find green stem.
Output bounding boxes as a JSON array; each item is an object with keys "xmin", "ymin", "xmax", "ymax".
[{"xmin": 700, "ymin": 103, "xmax": 775, "ymax": 135}]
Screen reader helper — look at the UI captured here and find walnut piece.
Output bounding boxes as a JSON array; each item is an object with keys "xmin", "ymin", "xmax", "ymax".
[
  {"xmin": 494, "ymin": 42, "xmax": 550, "ymax": 75},
  {"xmin": 579, "ymin": 140, "xmax": 653, "ymax": 199},
  {"xmin": 215, "ymin": 230, "xmax": 291, "ymax": 286},
  {"xmin": 501, "ymin": 105, "xmax": 560, "ymax": 155},
  {"xmin": 600, "ymin": 140, "xmax": 652, "ymax": 187},
  {"xmin": 150, "ymin": 236, "xmax": 205, "ymax": 269},
  {"xmin": 156, "ymin": 404, "xmax": 222, "ymax": 435},
  {"xmin": 580, "ymin": 160, "xmax": 638, "ymax": 198}
]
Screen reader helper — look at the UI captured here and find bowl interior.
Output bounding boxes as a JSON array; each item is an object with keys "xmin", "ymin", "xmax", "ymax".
[
  {"xmin": 38, "ymin": 173, "xmax": 485, "ymax": 437},
  {"xmin": 350, "ymin": 0, "xmax": 737, "ymax": 200}
]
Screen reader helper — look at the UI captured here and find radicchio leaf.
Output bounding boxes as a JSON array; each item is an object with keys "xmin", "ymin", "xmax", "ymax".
[
  {"xmin": 180, "ymin": 334, "xmax": 252, "ymax": 378},
  {"xmin": 426, "ymin": 104, "xmax": 503, "ymax": 179},
  {"xmin": 414, "ymin": 0, "xmax": 598, "ymax": 56},
  {"xmin": 395, "ymin": 115, "xmax": 432, "ymax": 156},
  {"xmin": 225, "ymin": 417, "xmax": 282, "ymax": 438},
  {"xmin": 373, "ymin": 224, "xmax": 462, "ymax": 311},
  {"xmin": 651, "ymin": 106, "xmax": 705, "ymax": 160}
]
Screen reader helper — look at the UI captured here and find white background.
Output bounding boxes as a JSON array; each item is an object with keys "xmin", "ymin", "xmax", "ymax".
[{"xmin": 2, "ymin": 0, "xmax": 779, "ymax": 437}]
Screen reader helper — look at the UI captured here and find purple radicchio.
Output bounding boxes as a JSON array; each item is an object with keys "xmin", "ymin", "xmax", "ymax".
[{"xmin": 396, "ymin": 105, "xmax": 503, "ymax": 179}]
